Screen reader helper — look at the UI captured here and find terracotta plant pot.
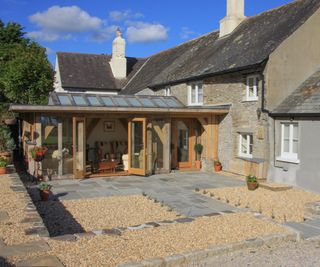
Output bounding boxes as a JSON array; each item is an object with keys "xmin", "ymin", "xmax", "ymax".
[
  {"xmin": 247, "ymin": 182, "xmax": 258, "ymax": 191},
  {"xmin": 195, "ymin": 160, "xmax": 201, "ymax": 169},
  {"xmin": 0, "ymin": 167, "xmax": 6, "ymax": 175},
  {"xmin": 40, "ymin": 190, "xmax": 51, "ymax": 201},
  {"xmin": 214, "ymin": 164, "xmax": 222, "ymax": 172}
]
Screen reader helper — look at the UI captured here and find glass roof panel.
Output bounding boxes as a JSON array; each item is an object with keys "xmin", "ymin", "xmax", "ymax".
[
  {"xmin": 127, "ymin": 97, "xmax": 142, "ymax": 107},
  {"xmin": 165, "ymin": 98, "xmax": 183, "ymax": 108},
  {"xmin": 101, "ymin": 96, "xmax": 115, "ymax": 106},
  {"xmin": 58, "ymin": 95, "xmax": 71, "ymax": 105},
  {"xmin": 139, "ymin": 98, "xmax": 155, "ymax": 107},
  {"xmin": 87, "ymin": 96, "xmax": 102, "ymax": 106},
  {"xmin": 73, "ymin": 95, "xmax": 86, "ymax": 105},
  {"xmin": 153, "ymin": 98, "xmax": 168, "ymax": 107},
  {"xmin": 113, "ymin": 97, "xmax": 129, "ymax": 106}
]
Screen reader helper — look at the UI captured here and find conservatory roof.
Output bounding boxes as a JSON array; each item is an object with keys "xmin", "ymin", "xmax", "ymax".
[{"xmin": 10, "ymin": 92, "xmax": 230, "ymax": 115}]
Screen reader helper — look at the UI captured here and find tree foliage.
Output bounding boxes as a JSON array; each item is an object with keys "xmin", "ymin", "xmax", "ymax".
[{"xmin": 0, "ymin": 20, "xmax": 54, "ymax": 105}]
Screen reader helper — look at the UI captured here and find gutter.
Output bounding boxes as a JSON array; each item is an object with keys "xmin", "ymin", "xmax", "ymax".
[{"xmin": 269, "ymin": 112, "xmax": 320, "ymax": 118}]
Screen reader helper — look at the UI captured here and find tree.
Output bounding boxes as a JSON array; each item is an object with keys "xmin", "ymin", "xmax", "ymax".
[{"xmin": 0, "ymin": 19, "xmax": 54, "ymax": 105}]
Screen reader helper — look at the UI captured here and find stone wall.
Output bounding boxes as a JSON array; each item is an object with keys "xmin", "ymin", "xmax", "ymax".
[{"xmin": 154, "ymin": 73, "xmax": 270, "ymax": 177}]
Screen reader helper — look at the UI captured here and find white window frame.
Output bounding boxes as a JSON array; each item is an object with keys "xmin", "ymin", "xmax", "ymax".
[
  {"xmin": 164, "ymin": 86, "xmax": 171, "ymax": 96},
  {"xmin": 188, "ymin": 82, "xmax": 203, "ymax": 106},
  {"xmin": 239, "ymin": 133, "xmax": 253, "ymax": 158},
  {"xmin": 276, "ymin": 123, "xmax": 300, "ymax": 164},
  {"xmin": 246, "ymin": 75, "xmax": 259, "ymax": 101}
]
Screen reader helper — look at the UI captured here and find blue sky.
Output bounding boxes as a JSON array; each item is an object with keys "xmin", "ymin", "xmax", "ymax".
[{"xmin": 0, "ymin": 0, "xmax": 293, "ymax": 65}]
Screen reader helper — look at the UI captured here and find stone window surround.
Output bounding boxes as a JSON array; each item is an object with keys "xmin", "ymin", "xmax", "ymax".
[
  {"xmin": 276, "ymin": 122, "xmax": 300, "ymax": 164},
  {"xmin": 238, "ymin": 132, "xmax": 253, "ymax": 159},
  {"xmin": 246, "ymin": 75, "xmax": 259, "ymax": 102},
  {"xmin": 188, "ymin": 82, "xmax": 203, "ymax": 106}
]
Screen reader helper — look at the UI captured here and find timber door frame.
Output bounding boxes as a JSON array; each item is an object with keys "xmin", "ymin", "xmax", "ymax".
[
  {"xmin": 73, "ymin": 117, "xmax": 86, "ymax": 179},
  {"xmin": 128, "ymin": 118, "xmax": 147, "ymax": 176},
  {"xmin": 173, "ymin": 119, "xmax": 194, "ymax": 169}
]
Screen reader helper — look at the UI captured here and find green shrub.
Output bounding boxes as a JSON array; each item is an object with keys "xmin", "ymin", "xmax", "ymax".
[
  {"xmin": 246, "ymin": 174, "xmax": 257, "ymax": 183},
  {"xmin": 0, "ymin": 157, "xmax": 7, "ymax": 167},
  {"xmin": 37, "ymin": 182, "xmax": 52, "ymax": 191},
  {"xmin": 0, "ymin": 125, "xmax": 15, "ymax": 152}
]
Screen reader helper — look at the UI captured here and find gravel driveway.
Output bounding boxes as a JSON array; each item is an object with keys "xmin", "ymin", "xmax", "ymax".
[{"xmin": 184, "ymin": 238, "xmax": 320, "ymax": 267}]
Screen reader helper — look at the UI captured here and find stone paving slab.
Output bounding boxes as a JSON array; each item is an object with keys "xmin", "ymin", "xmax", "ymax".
[
  {"xmin": 285, "ymin": 221, "xmax": 320, "ymax": 239},
  {"xmin": 0, "ymin": 241, "xmax": 51, "ymax": 257},
  {"xmin": 16, "ymin": 256, "xmax": 64, "ymax": 267}
]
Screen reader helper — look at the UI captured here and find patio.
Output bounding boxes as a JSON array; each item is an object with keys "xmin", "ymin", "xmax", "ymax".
[{"xmin": 44, "ymin": 172, "xmax": 244, "ymax": 217}]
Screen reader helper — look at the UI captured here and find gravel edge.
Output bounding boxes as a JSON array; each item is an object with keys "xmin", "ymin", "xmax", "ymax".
[{"xmin": 117, "ymin": 232, "xmax": 299, "ymax": 267}]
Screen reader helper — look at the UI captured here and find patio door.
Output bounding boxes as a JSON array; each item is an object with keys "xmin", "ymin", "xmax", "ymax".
[
  {"xmin": 128, "ymin": 118, "xmax": 146, "ymax": 176},
  {"xmin": 73, "ymin": 117, "xmax": 86, "ymax": 179},
  {"xmin": 176, "ymin": 120, "xmax": 193, "ymax": 169}
]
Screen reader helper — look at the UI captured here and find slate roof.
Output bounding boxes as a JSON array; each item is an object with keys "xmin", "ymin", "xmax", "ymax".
[
  {"xmin": 57, "ymin": 52, "xmax": 146, "ymax": 90},
  {"xmin": 272, "ymin": 69, "xmax": 320, "ymax": 115},
  {"xmin": 123, "ymin": 0, "xmax": 320, "ymax": 94}
]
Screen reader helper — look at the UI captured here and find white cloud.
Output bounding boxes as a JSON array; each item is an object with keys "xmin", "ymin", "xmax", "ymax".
[
  {"xmin": 109, "ymin": 10, "xmax": 143, "ymax": 22},
  {"xmin": 29, "ymin": 6, "xmax": 102, "ymax": 33},
  {"xmin": 45, "ymin": 47, "xmax": 54, "ymax": 56},
  {"xmin": 126, "ymin": 22, "xmax": 168, "ymax": 43},
  {"xmin": 27, "ymin": 31, "xmax": 59, "ymax": 42},
  {"xmin": 180, "ymin": 27, "xmax": 197, "ymax": 39},
  {"xmin": 91, "ymin": 25, "xmax": 118, "ymax": 42}
]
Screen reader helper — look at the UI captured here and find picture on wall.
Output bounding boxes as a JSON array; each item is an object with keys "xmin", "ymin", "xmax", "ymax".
[{"xmin": 104, "ymin": 121, "xmax": 115, "ymax": 132}]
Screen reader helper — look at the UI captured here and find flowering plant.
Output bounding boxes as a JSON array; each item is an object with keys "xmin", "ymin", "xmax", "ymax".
[{"xmin": 30, "ymin": 146, "xmax": 48, "ymax": 162}]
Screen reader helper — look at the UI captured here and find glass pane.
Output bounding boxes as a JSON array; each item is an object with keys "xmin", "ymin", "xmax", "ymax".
[
  {"xmin": 165, "ymin": 98, "xmax": 181, "ymax": 108},
  {"xmin": 191, "ymin": 87, "xmax": 196, "ymax": 103},
  {"xmin": 62, "ymin": 117, "xmax": 73, "ymax": 176},
  {"xmin": 241, "ymin": 135, "xmax": 247, "ymax": 154},
  {"xmin": 113, "ymin": 97, "xmax": 129, "ymax": 106},
  {"xmin": 293, "ymin": 124, "xmax": 298, "ymax": 139},
  {"xmin": 127, "ymin": 98, "xmax": 142, "ymax": 107},
  {"xmin": 73, "ymin": 96, "xmax": 86, "ymax": 105},
  {"xmin": 283, "ymin": 124, "xmax": 290, "ymax": 139},
  {"xmin": 41, "ymin": 116, "xmax": 59, "ymax": 178},
  {"xmin": 131, "ymin": 121, "xmax": 144, "ymax": 169},
  {"xmin": 292, "ymin": 140, "xmax": 298, "ymax": 154},
  {"xmin": 249, "ymin": 87, "xmax": 255, "ymax": 97},
  {"xmin": 58, "ymin": 95, "xmax": 71, "ymax": 105},
  {"xmin": 249, "ymin": 135, "xmax": 253, "ymax": 154},
  {"xmin": 153, "ymin": 98, "xmax": 167, "ymax": 107},
  {"xmin": 283, "ymin": 139, "xmax": 290, "ymax": 153},
  {"xmin": 139, "ymin": 98, "xmax": 155, "ymax": 107},
  {"xmin": 177, "ymin": 121, "xmax": 189, "ymax": 162},
  {"xmin": 87, "ymin": 96, "xmax": 101, "ymax": 106},
  {"xmin": 198, "ymin": 87, "xmax": 203, "ymax": 103},
  {"xmin": 101, "ymin": 96, "xmax": 115, "ymax": 106}
]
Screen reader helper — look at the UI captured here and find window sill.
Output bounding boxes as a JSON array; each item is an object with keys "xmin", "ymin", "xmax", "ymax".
[
  {"xmin": 188, "ymin": 103, "xmax": 203, "ymax": 107},
  {"xmin": 276, "ymin": 157, "xmax": 300, "ymax": 164},
  {"xmin": 238, "ymin": 154, "xmax": 253, "ymax": 159},
  {"xmin": 242, "ymin": 99, "xmax": 258, "ymax": 103}
]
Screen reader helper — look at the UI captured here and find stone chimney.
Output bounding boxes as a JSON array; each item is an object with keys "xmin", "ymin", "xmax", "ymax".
[
  {"xmin": 219, "ymin": 0, "xmax": 246, "ymax": 38},
  {"xmin": 110, "ymin": 28, "xmax": 127, "ymax": 79}
]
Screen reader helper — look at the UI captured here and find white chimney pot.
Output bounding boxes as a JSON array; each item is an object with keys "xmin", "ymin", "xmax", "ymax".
[{"xmin": 110, "ymin": 29, "xmax": 127, "ymax": 79}]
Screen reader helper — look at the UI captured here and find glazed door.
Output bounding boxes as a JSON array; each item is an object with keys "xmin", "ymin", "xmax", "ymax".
[
  {"xmin": 128, "ymin": 118, "xmax": 146, "ymax": 176},
  {"xmin": 73, "ymin": 117, "xmax": 86, "ymax": 179},
  {"xmin": 177, "ymin": 120, "xmax": 193, "ymax": 169}
]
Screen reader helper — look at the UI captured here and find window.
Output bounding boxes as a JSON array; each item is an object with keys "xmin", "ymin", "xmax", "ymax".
[
  {"xmin": 246, "ymin": 75, "xmax": 259, "ymax": 101},
  {"xmin": 188, "ymin": 83, "xmax": 203, "ymax": 105},
  {"xmin": 239, "ymin": 133, "xmax": 253, "ymax": 158},
  {"xmin": 277, "ymin": 123, "xmax": 299, "ymax": 163},
  {"xmin": 164, "ymin": 86, "xmax": 171, "ymax": 96}
]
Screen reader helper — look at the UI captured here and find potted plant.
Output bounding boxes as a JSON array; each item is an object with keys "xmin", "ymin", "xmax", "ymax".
[
  {"xmin": 0, "ymin": 125, "xmax": 16, "ymax": 164},
  {"xmin": 30, "ymin": 146, "xmax": 48, "ymax": 162},
  {"xmin": 38, "ymin": 182, "xmax": 52, "ymax": 201},
  {"xmin": 214, "ymin": 160, "xmax": 222, "ymax": 172},
  {"xmin": 246, "ymin": 174, "xmax": 259, "ymax": 191},
  {"xmin": 0, "ymin": 157, "xmax": 7, "ymax": 175},
  {"xmin": 194, "ymin": 143, "xmax": 203, "ymax": 169}
]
